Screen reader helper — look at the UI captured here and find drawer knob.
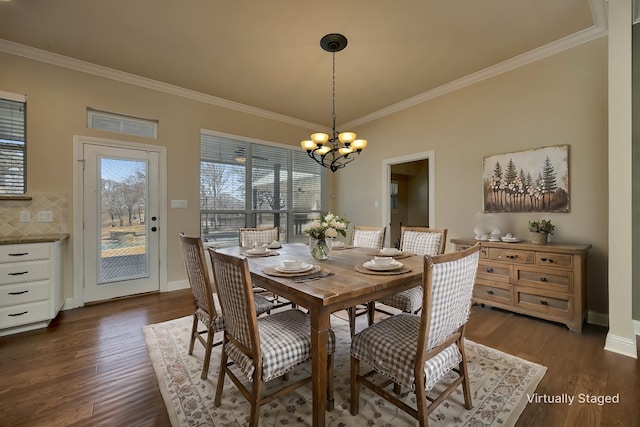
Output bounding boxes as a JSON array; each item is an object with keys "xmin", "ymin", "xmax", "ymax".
[
  {"xmin": 540, "ymin": 300, "xmax": 549, "ymax": 306},
  {"xmin": 540, "ymin": 257, "xmax": 554, "ymax": 263},
  {"xmin": 540, "ymin": 276, "xmax": 548, "ymax": 282},
  {"xmin": 487, "ymin": 290, "xmax": 494, "ymax": 295},
  {"xmin": 486, "ymin": 267, "xmax": 494, "ymax": 273},
  {"xmin": 8, "ymin": 311, "xmax": 28, "ymax": 317},
  {"xmin": 506, "ymin": 255, "xmax": 517, "ymax": 259},
  {"xmin": 8, "ymin": 271, "xmax": 29, "ymax": 276},
  {"xmin": 8, "ymin": 290, "xmax": 29, "ymax": 295}
]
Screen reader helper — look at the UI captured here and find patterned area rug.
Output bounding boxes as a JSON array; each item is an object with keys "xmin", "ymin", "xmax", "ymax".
[{"xmin": 143, "ymin": 315, "xmax": 546, "ymax": 426}]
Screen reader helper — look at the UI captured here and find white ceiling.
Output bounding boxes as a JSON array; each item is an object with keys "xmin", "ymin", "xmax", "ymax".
[{"xmin": 0, "ymin": 1, "xmax": 608, "ymax": 129}]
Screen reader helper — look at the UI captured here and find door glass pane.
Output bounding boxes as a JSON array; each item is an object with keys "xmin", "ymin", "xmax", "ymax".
[{"xmin": 98, "ymin": 157, "xmax": 148, "ymax": 283}]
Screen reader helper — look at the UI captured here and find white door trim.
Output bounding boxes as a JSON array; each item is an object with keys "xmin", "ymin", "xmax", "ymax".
[
  {"xmin": 72, "ymin": 135, "xmax": 168, "ymax": 307},
  {"xmin": 381, "ymin": 151, "xmax": 435, "ymax": 248}
]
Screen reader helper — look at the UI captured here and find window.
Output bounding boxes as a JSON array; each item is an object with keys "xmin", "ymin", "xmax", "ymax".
[
  {"xmin": 200, "ymin": 132, "xmax": 326, "ymax": 247},
  {"xmin": 87, "ymin": 108, "xmax": 158, "ymax": 139},
  {"xmin": 0, "ymin": 91, "xmax": 26, "ymax": 195}
]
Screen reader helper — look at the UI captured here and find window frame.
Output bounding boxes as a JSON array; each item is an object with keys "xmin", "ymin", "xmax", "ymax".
[
  {"xmin": 200, "ymin": 130, "xmax": 327, "ymax": 247},
  {"xmin": 0, "ymin": 90, "xmax": 27, "ymax": 195}
]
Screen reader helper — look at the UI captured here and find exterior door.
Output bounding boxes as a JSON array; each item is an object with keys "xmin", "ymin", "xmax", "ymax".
[{"xmin": 82, "ymin": 143, "xmax": 160, "ymax": 302}]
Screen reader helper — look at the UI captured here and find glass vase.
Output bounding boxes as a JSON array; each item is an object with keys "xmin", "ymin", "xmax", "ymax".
[{"xmin": 309, "ymin": 237, "xmax": 332, "ymax": 260}]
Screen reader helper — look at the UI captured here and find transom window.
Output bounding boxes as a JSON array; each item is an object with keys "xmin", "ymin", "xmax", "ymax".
[
  {"xmin": 0, "ymin": 91, "xmax": 27, "ymax": 195},
  {"xmin": 200, "ymin": 131, "xmax": 326, "ymax": 247}
]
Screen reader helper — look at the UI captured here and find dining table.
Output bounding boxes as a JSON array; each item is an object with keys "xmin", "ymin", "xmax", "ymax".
[{"xmin": 213, "ymin": 242, "xmax": 424, "ymax": 426}]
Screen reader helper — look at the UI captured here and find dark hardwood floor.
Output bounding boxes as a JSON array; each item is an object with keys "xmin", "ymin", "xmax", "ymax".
[{"xmin": 0, "ymin": 290, "xmax": 638, "ymax": 426}]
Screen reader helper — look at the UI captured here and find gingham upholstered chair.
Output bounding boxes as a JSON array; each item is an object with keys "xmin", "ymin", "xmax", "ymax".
[
  {"xmin": 178, "ymin": 233, "xmax": 273, "ymax": 379},
  {"xmin": 239, "ymin": 226, "xmax": 280, "ymax": 247},
  {"xmin": 371, "ymin": 226, "xmax": 448, "ymax": 316},
  {"xmin": 209, "ymin": 249, "xmax": 336, "ymax": 427},
  {"xmin": 350, "ymin": 244, "xmax": 481, "ymax": 426},
  {"xmin": 346, "ymin": 226, "xmax": 386, "ymax": 337}
]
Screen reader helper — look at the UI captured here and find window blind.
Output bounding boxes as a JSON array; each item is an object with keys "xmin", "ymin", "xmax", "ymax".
[{"xmin": 0, "ymin": 92, "xmax": 26, "ymax": 194}]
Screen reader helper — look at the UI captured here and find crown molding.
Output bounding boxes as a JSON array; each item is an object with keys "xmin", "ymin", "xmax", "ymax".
[
  {"xmin": 0, "ymin": 0, "xmax": 609, "ymax": 132},
  {"xmin": 0, "ymin": 38, "xmax": 322, "ymax": 131}
]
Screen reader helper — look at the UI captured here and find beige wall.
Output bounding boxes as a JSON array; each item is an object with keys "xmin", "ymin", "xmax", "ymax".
[
  {"xmin": 334, "ymin": 38, "xmax": 610, "ymax": 313},
  {"xmin": 632, "ymin": 24, "xmax": 640, "ymax": 322},
  {"xmin": 0, "ymin": 51, "xmax": 312, "ymax": 300},
  {"xmin": 0, "ymin": 36, "xmax": 625, "ymax": 318}
]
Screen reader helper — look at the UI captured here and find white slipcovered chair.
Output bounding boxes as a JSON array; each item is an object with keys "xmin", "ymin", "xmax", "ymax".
[
  {"xmin": 178, "ymin": 233, "xmax": 273, "ymax": 379},
  {"xmin": 209, "ymin": 249, "xmax": 336, "ymax": 427},
  {"xmin": 350, "ymin": 244, "xmax": 481, "ymax": 426},
  {"xmin": 371, "ymin": 226, "xmax": 447, "ymax": 316},
  {"xmin": 239, "ymin": 226, "xmax": 280, "ymax": 247},
  {"xmin": 346, "ymin": 225, "xmax": 386, "ymax": 337}
]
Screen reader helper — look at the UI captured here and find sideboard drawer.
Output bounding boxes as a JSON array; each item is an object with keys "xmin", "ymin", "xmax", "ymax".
[
  {"xmin": 488, "ymin": 248, "xmax": 534, "ymax": 264},
  {"xmin": 515, "ymin": 290, "xmax": 571, "ymax": 319},
  {"xmin": 476, "ymin": 261, "xmax": 509, "ymax": 284},
  {"xmin": 0, "ymin": 260, "xmax": 50, "ymax": 285},
  {"xmin": 0, "ymin": 301, "xmax": 50, "ymax": 329},
  {"xmin": 536, "ymin": 252, "xmax": 573, "ymax": 269},
  {"xmin": 515, "ymin": 267, "xmax": 573, "ymax": 293},
  {"xmin": 474, "ymin": 283, "xmax": 512, "ymax": 305},
  {"xmin": 0, "ymin": 244, "xmax": 50, "ymax": 263},
  {"xmin": 0, "ymin": 280, "xmax": 50, "ymax": 307}
]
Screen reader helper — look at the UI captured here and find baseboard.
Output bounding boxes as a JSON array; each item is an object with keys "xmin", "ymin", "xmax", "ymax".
[
  {"xmin": 587, "ymin": 310, "xmax": 609, "ymax": 327},
  {"xmin": 168, "ymin": 279, "xmax": 189, "ymax": 292},
  {"xmin": 635, "ymin": 319, "xmax": 640, "ymax": 336},
  {"xmin": 604, "ymin": 333, "xmax": 638, "ymax": 358}
]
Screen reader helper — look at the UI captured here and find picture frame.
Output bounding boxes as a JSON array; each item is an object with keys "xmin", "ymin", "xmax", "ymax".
[{"xmin": 483, "ymin": 145, "xmax": 569, "ymax": 213}]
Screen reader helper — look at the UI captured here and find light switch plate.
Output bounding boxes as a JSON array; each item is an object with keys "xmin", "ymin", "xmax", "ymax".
[
  {"xmin": 171, "ymin": 199, "xmax": 187, "ymax": 209},
  {"xmin": 37, "ymin": 211, "xmax": 53, "ymax": 222}
]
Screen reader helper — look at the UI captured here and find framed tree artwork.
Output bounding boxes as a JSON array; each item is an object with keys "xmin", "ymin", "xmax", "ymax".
[{"xmin": 483, "ymin": 145, "xmax": 569, "ymax": 213}]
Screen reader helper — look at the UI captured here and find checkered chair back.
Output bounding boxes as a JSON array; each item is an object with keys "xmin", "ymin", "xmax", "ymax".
[
  {"xmin": 421, "ymin": 245, "xmax": 480, "ymax": 351},
  {"xmin": 179, "ymin": 233, "xmax": 218, "ymax": 320},
  {"xmin": 208, "ymin": 250, "xmax": 259, "ymax": 357},
  {"xmin": 239, "ymin": 226, "xmax": 280, "ymax": 247},
  {"xmin": 400, "ymin": 226, "xmax": 447, "ymax": 256},
  {"xmin": 351, "ymin": 226, "xmax": 385, "ymax": 250}
]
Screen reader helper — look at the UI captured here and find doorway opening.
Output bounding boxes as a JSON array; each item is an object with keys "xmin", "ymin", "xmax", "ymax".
[{"xmin": 381, "ymin": 151, "xmax": 435, "ymax": 248}]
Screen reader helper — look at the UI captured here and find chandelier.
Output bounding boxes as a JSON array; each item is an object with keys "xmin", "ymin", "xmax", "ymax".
[{"xmin": 300, "ymin": 34, "xmax": 367, "ymax": 172}]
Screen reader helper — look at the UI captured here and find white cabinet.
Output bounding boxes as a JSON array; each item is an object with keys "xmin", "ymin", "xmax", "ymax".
[{"xmin": 0, "ymin": 240, "xmax": 66, "ymax": 336}]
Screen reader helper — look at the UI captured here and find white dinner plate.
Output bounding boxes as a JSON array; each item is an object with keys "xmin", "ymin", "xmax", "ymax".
[
  {"xmin": 274, "ymin": 263, "xmax": 314, "ymax": 273},
  {"xmin": 246, "ymin": 248, "xmax": 271, "ymax": 255},
  {"xmin": 501, "ymin": 237, "xmax": 522, "ymax": 243},
  {"xmin": 362, "ymin": 260, "xmax": 403, "ymax": 271}
]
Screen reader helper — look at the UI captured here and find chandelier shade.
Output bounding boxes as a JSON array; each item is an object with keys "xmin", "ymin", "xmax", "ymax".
[{"xmin": 300, "ymin": 33, "xmax": 367, "ymax": 173}]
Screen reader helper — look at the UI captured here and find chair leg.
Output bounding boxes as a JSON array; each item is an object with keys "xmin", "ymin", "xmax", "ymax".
[
  {"xmin": 415, "ymin": 381, "xmax": 429, "ymax": 427},
  {"xmin": 249, "ymin": 371, "xmax": 263, "ymax": 427},
  {"xmin": 459, "ymin": 348, "xmax": 473, "ymax": 410},
  {"xmin": 200, "ymin": 326, "xmax": 215, "ymax": 379},
  {"xmin": 188, "ymin": 314, "xmax": 198, "ymax": 355},
  {"xmin": 214, "ymin": 339, "xmax": 228, "ymax": 407},
  {"xmin": 350, "ymin": 355, "xmax": 360, "ymax": 415}
]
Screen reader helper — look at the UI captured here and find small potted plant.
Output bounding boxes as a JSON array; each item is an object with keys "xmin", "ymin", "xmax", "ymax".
[{"xmin": 528, "ymin": 219, "xmax": 555, "ymax": 244}]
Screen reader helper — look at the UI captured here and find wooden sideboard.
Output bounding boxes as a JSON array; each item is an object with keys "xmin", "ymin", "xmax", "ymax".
[{"xmin": 451, "ymin": 238, "xmax": 591, "ymax": 332}]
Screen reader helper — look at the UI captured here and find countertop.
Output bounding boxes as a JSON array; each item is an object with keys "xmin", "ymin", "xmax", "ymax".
[{"xmin": 0, "ymin": 234, "xmax": 70, "ymax": 245}]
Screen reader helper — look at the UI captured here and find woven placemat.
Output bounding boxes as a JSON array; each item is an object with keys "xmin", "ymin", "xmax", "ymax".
[
  {"xmin": 242, "ymin": 250, "xmax": 280, "ymax": 258},
  {"xmin": 263, "ymin": 264, "xmax": 321, "ymax": 277},
  {"xmin": 366, "ymin": 250, "xmax": 411, "ymax": 259},
  {"xmin": 331, "ymin": 245, "xmax": 354, "ymax": 250},
  {"xmin": 355, "ymin": 264, "xmax": 412, "ymax": 275}
]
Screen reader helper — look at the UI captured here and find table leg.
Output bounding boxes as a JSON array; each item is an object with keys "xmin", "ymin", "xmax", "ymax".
[{"xmin": 309, "ymin": 306, "xmax": 331, "ymax": 426}]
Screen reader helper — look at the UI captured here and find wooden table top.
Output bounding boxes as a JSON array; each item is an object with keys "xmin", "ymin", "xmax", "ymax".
[{"xmin": 215, "ymin": 243, "xmax": 424, "ymax": 312}]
